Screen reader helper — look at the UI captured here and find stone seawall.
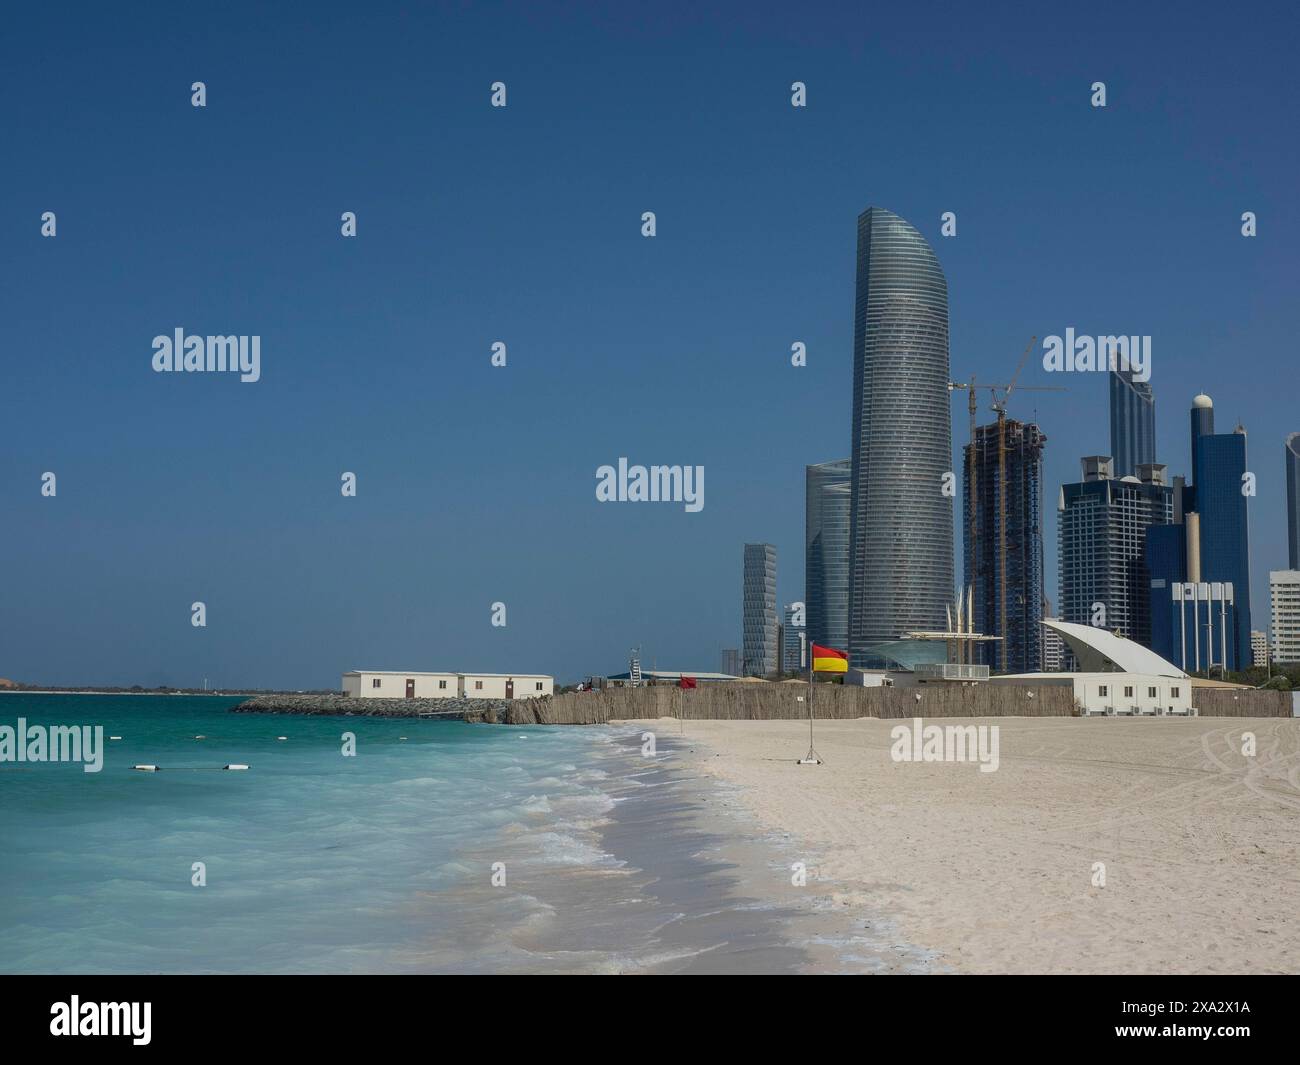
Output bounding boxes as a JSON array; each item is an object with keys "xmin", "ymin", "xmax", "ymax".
[{"xmin": 230, "ymin": 693, "xmax": 512, "ymax": 718}]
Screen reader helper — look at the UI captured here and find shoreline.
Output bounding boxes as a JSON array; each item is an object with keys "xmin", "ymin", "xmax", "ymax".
[{"xmin": 645, "ymin": 715, "xmax": 1300, "ymax": 974}]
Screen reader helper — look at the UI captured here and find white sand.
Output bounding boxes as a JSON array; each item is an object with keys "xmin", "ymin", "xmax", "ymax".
[{"xmin": 653, "ymin": 716, "xmax": 1300, "ymax": 974}]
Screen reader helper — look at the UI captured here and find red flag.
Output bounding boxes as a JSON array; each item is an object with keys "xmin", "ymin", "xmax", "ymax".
[
  {"xmin": 811, "ymin": 644, "xmax": 849, "ymax": 673},
  {"xmin": 678, "ymin": 676, "xmax": 697, "ymax": 689}
]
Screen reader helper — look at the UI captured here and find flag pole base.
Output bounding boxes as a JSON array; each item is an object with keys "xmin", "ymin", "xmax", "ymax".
[{"xmin": 797, "ymin": 747, "xmax": 823, "ymax": 766}]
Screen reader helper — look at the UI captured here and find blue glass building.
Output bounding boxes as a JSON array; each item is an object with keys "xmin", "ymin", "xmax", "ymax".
[
  {"xmin": 805, "ymin": 459, "xmax": 851, "ymax": 653},
  {"xmin": 1109, "ymin": 369, "xmax": 1156, "ymax": 478},
  {"xmin": 742, "ymin": 543, "xmax": 777, "ymax": 676},
  {"xmin": 1145, "ymin": 523, "xmax": 1186, "ymax": 664},
  {"xmin": 1194, "ymin": 428, "xmax": 1252, "ymax": 669}
]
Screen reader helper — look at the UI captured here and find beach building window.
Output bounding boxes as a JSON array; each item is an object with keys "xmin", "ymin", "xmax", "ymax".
[
  {"xmin": 1148, "ymin": 687, "xmax": 1157, "ymax": 698},
  {"xmin": 372, "ymin": 678, "xmax": 381, "ymax": 689},
  {"xmin": 439, "ymin": 680, "xmax": 447, "ymax": 689},
  {"xmin": 475, "ymin": 681, "xmax": 483, "ymax": 690},
  {"xmin": 535, "ymin": 682, "xmax": 543, "ymax": 690},
  {"xmin": 1098, "ymin": 685, "xmax": 1108, "ymax": 697},
  {"xmin": 1171, "ymin": 686, "xmax": 1180, "ymax": 697},
  {"xmin": 1125, "ymin": 686, "xmax": 1133, "ymax": 698}
]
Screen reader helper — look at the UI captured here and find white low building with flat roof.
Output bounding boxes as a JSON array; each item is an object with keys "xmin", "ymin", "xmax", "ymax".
[
  {"xmin": 459, "ymin": 673, "xmax": 553, "ymax": 699},
  {"xmin": 986, "ymin": 619, "xmax": 1195, "ymax": 716},
  {"xmin": 343, "ymin": 671, "xmax": 459, "ymax": 699},
  {"xmin": 343, "ymin": 671, "xmax": 553, "ymax": 700}
]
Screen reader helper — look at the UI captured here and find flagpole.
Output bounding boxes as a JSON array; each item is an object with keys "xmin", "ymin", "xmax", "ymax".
[{"xmin": 801, "ymin": 643, "xmax": 823, "ymax": 765}]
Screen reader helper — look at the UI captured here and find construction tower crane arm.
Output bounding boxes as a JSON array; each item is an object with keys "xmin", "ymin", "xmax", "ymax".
[{"xmin": 995, "ymin": 335, "xmax": 1038, "ymax": 411}]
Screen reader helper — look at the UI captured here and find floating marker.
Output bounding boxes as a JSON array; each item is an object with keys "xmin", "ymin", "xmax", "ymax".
[
  {"xmin": 223, "ymin": 764, "xmax": 249, "ymax": 771},
  {"xmin": 109, "ymin": 736, "xmax": 122, "ymax": 740},
  {"xmin": 194, "ymin": 735, "xmax": 206, "ymax": 740},
  {"xmin": 133, "ymin": 765, "xmax": 160, "ymax": 772},
  {"xmin": 276, "ymin": 736, "xmax": 287, "ymax": 741}
]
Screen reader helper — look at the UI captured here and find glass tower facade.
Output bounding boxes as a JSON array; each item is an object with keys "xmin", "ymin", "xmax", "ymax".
[
  {"xmin": 1059, "ymin": 460, "xmax": 1173, "ymax": 651},
  {"xmin": 742, "ymin": 543, "xmax": 777, "ymax": 676},
  {"xmin": 1194, "ymin": 429, "xmax": 1252, "ymax": 669},
  {"xmin": 805, "ymin": 459, "xmax": 851, "ymax": 653},
  {"xmin": 1109, "ymin": 368, "xmax": 1156, "ymax": 478},
  {"xmin": 847, "ymin": 207, "xmax": 953, "ymax": 668}
]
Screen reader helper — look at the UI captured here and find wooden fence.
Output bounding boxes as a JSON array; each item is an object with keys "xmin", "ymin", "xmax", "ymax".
[{"xmin": 495, "ymin": 682, "xmax": 1298, "ymax": 725}]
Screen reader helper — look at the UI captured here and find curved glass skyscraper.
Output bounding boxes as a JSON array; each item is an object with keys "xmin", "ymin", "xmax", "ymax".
[{"xmin": 847, "ymin": 208, "xmax": 953, "ymax": 668}]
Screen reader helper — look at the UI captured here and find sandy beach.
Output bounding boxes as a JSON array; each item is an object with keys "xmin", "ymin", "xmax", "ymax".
[{"xmin": 653, "ymin": 715, "xmax": 1300, "ymax": 974}]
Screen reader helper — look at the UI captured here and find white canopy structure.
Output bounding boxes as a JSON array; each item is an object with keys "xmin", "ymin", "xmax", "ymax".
[{"xmin": 1041, "ymin": 619, "xmax": 1187, "ymax": 679}]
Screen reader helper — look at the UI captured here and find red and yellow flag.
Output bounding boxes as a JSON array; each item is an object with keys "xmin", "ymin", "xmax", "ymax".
[{"xmin": 811, "ymin": 644, "xmax": 848, "ymax": 673}]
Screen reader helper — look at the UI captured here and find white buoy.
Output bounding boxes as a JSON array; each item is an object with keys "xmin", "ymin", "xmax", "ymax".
[
  {"xmin": 223, "ymin": 764, "xmax": 249, "ymax": 771},
  {"xmin": 132, "ymin": 765, "xmax": 160, "ymax": 772},
  {"xmin": 194, "ymin": 735, "xmax": 206, "ymax": 740},
  {"xmin": 109, "ymin": 736, "xmax": 122, "ymax": 741},
  {"xmin": 276, "ymin": 736, "xmax": 287, "ymax": 741}
]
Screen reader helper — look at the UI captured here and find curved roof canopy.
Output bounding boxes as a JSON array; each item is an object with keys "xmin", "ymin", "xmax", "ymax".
[{"xmin": 1042, "ymin": 619, "xmax": 1188, "ymax": 678}]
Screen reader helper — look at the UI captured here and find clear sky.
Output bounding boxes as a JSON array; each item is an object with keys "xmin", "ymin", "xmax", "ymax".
[{"xmin": 3, "ymin": 1, "xmax": 1297, "ymax": 687}]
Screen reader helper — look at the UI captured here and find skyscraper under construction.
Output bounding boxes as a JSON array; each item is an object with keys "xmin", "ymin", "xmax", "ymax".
[{"xmin": 963, "ymin": 419, "xmax": 1047, "ymax": 673}]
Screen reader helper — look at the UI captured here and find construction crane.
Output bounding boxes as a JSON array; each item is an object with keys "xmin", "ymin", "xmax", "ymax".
[{"xmin": 949, "ymin": 336, "xmax": 1064, "ymax": 672}]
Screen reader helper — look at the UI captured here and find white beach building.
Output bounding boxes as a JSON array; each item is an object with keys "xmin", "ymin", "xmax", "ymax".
[
  {"xmin": 985, "ymin": 619, "xmax": 1194, "ymax": 715},
  {"xmin": 459, "ymin": 673, "xmax": 553, "ymax": 699},
  {"xmin": 342, "ymin": 671, "xmax": 553, "ymax": 700}
]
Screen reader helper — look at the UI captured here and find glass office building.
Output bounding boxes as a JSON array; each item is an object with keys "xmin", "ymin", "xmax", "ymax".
[
  {"xmin": 1194, "ymin": 428, "xmax": 1252, "ymax": 669},
  {"xmin": 1059, "ymin": 457, "xmax": 1173, "ymax": 651},
  {"xmin": 847, "ymin": 208, "xmax": 953, "ymax": 669},
  {"xmin": 805, "ymin": 459, "xmax": 851, "ymax": 653},
  {"xmin": 742, "ymin": 543, "xmax": 777, "ymax": 676},
  {"xmin": 1109, "ymin": 368, "xmax": 1155, "ymax": 478}
]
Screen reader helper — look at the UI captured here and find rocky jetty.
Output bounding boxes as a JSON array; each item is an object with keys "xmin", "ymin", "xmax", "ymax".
[{"xmin": 230, "ymin": 693, "xmax": 511, "ymax": 718}]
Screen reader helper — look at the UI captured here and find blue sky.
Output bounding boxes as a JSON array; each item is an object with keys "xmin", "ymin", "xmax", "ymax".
[{"xmin": 3, "ymin": 1, "xmax": 1297, "ymax": 687}]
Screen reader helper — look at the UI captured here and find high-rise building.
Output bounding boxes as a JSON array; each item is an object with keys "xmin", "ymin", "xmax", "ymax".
[
  {"xmin": 1109, "ymin": 368, "xmax": 1156, "ymax": 478},
  {"xmin": 782, "ymin": 604, "xmax": 806, "ymax": 673},
  {"xmin": 805, "ymin": 459, "xmax": 851, "ymax": 653},
  {"xmin": 1189, "ymin": 392, "xmax": 1214, "ymax": 489},
  {"xmin": 1059, "ymin": 456, "xmax": 1173, "ymax": 650},
  {"xmin": 1286, "ymin": 433, "xmax": 1300, "ymax": 570},
  {"xmin": 1041, "ymin": 618, "xmax": 1065, "ymax": 672},
  {"xmin": 963, "ymin": 419, "xmax": 1047, "ymax": 672},
  {"xmin": 720, "ymin": 648, "xmax": 742, "ymax": 677},
  {"xmin": 1193, "ymin": 424, "xmax": 1252, "ymax": 669},
  {"xmin": 1146, "ymin": 394, "xmax": 1254, "ymax": 673},
  {"xmin": 742, "ymin": 543, "xmax": 777, "ymax": 676},
  {"xmin": 1270, "ymin": 570, "xmax": 1300, "ymax": 664},
  {"xmin": 847, "ymin": 207, "xmax": 952, "ymax": 669},
  {"xmin": 1251, "ymin": 629, "xmax": 1269, "ymax": 669}
]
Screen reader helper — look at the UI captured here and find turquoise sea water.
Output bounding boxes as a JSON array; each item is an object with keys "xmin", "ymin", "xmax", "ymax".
[{"xmin": 0, "ymin": 694, "xmax": 638, "ymax": 974}]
